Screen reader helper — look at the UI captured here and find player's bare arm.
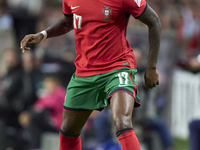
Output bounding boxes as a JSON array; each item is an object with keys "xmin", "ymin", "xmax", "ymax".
[
  {"xmin": 139, "ymin": 6, "xmax": 161, "ymax": 89},
  {"xmin": 20, "ymin": 14, "xmax": 73, "ymax": 53}
]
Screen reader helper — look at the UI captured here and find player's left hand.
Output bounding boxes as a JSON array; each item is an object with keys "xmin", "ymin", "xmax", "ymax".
[{"xmin": 144, "ymin": 68, "xmax": 159, "ymax": 89}]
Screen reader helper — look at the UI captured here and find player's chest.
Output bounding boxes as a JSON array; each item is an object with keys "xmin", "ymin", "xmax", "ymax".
[{"xmin": 66, "ymin": 0, "xmax": 123, "ymax": 23}]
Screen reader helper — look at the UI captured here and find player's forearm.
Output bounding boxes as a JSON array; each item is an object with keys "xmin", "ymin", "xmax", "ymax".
[
  {"xmin": 146, "ymin": 16, "xmax": 161, "ymax": 69},
  {"xmin": 139, "ymin": 6, "xmax": 161, "ymax": 69},
  {"xmin": 44, "ymin": 15, "xmax": 73, "ymax": 38}
]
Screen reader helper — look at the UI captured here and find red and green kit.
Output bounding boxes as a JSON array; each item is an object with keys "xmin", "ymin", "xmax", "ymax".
[{"xmin": 62, "ymin": 0, "xmax": 148, "ymax": 110}]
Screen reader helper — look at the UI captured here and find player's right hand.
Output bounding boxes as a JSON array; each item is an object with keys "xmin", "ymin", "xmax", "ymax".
[{"xmin": 20, "ymin": 33, "xmax": 44, "ymax": 53}]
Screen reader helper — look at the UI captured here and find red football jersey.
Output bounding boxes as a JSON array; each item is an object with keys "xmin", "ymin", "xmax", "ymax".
[{"xmin": 63, "ymin": 0, "xmax": 147, "ymax": 77}]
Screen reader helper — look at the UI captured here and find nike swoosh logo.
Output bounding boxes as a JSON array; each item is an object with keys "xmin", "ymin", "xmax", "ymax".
[{"xmin": 71, "ymin": 6, "xmax": 80, "ymax": 10}]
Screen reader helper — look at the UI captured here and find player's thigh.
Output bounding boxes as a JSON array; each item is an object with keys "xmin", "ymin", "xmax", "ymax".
[
  {"xmin": 61, "ymin": 109, "xmax": 93, "ymax": 135},
  {"xmin": 110, "ymin": 92, "xmax": 135, "ymax": 131},
  {"xmin": 106, "ymin": 68, "xmax": 141, "ymax": 108}
]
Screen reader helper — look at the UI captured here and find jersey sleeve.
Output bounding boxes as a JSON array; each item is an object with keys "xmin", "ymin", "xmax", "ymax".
[
  {"xmin": 62, "ymin": 0, "xmax": 72, "ymax": 15},
  {"xmin": 123, "ymin": 0, "xmax": 148, "ymax": 19}
]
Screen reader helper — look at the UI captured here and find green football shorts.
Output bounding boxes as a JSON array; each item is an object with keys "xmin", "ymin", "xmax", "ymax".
[{"xmin": 63, "ymin": 68, "xmax": 140, "ymax": 112}]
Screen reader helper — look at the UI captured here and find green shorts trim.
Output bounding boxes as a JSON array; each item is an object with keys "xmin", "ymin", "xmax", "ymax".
[{"xmin": 63, "ymin": 68, "xmax": 140, "ymax": 111}]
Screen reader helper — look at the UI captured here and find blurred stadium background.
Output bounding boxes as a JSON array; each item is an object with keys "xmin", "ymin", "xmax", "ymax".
[{"xmin": 0, "ymin": 0, "xmax": 200, "ymax": 150}]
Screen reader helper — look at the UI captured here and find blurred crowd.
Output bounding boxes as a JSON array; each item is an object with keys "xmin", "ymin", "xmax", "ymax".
[
  {"xmin": 129, "ymin": 0, "xmax": 200, "ymax": 72},
  {"xmin": 0, "ymin": 0, "xmax": 200, "ymax": 150}
]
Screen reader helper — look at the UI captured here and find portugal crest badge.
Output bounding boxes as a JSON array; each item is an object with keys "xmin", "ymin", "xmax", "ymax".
[{"xmin": 102, "ymin": 6, "xmax": 112, "ymax": 22}]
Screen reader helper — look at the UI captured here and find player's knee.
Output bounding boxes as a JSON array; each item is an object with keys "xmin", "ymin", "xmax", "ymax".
[
  {"xmin": 60, "ymin": 119, "xmax": 69, "ymax": 132},
  {"xmin": 112, "ymin": 114, "xmax": 132, "ymax": 132},
  {"xmin": 60, "ymin": 119, "xmax": 81, "ymax": 135}
]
